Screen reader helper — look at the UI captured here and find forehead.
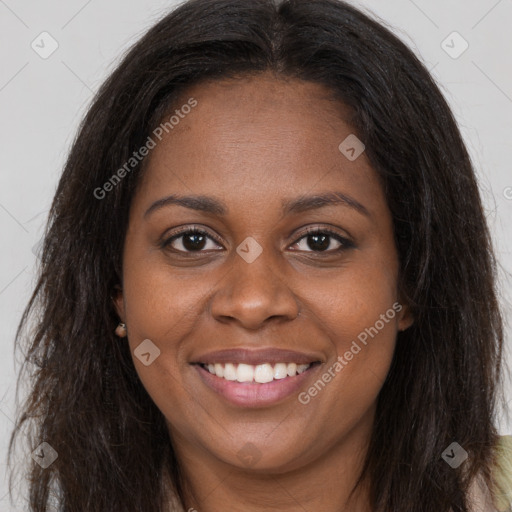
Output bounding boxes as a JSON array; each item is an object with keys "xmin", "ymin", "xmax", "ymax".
[{"xmin": 135, "ymin": 73, "xmax": 384, "ymax": 214}]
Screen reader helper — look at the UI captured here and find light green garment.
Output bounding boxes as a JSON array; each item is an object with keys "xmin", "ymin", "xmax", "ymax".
[{"xmin": 493, "ymin": 435, "xmax": 512, "ymax": 511}]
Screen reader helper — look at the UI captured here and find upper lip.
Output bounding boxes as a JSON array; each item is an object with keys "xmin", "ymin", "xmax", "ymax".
[{"xmin": 191, "ymin": 348, "xmax": 323, "ymax": 366}]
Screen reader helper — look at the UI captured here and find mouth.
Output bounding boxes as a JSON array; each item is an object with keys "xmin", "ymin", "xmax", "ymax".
[
  {"xmin": 191, "ymin": 355, "xmax": 322, "ymax": 407},
  {"xmin": 197, "ymin": 361, "xmax": 319, "ymax": 383}
]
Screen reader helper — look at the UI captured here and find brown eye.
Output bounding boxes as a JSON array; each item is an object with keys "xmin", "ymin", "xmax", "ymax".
[
  {"xmin": 162, "ymin": 228, "xmax": 223, "ymax": 253},
  {"xmin": 290, "ymin": 228, "xmax": 354, "ymax": 253}
]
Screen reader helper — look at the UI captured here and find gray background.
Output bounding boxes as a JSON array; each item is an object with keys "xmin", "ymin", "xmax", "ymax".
[{"xmin": 1, "ymin": 0, "xmax": 511, "ymax": 509}]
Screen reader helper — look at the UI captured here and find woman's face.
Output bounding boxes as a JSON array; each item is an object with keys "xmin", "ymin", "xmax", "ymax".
[{"xmin": 115, "ymin": 72, "xmax": 413, "ymax": 474}]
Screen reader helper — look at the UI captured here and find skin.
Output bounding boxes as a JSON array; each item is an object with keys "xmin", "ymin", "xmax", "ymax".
[{"xmin": 115, "ymin": 71, "xmax": 414, "ymax": 512}]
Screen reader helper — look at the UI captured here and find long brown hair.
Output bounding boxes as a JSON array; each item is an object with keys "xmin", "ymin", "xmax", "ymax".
[{"xmin": 8, "ymin": 0, "xmax": 507, "ymax": 510}]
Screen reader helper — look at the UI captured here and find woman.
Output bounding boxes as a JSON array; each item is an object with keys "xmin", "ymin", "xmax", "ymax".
[{"xmin": 8, "ymin": 0, "xmax": 512, "ymax": 510}]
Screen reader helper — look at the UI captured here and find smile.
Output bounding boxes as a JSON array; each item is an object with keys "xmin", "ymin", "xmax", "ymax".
[
  {"xmin": 193, "ymin": 361, "xmax": 321, "ymax": 407},
  {"xmin": 200, "ymin": 362, "xmax": 312, "ymax": 383},
  {"xmin": 191, "ymin": 348, "xmax": 323, "ymax": 407}
]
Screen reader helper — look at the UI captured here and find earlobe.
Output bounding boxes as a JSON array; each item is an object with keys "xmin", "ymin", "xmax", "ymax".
[{"xmin": 398, "ymin": 304, "xmax": 414, "ymax": 332}]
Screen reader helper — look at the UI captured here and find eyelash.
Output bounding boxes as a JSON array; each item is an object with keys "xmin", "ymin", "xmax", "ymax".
[{"xmin": 160, "ymin": 225, "xmax": 355, "ymax": 254}]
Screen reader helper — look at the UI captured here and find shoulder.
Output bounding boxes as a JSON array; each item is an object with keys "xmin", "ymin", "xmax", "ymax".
[{"xmin": 492, "ymin": 435, "xmax": 512, "ymax": 511}]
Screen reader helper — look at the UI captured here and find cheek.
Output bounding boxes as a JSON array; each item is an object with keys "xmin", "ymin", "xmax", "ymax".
[
  {"xmin": 307, "ymin": 252, "xmax": 400, "ymax": 342},
  {"xmin": 295, "ymin": 303, "xmax": 398, "ymax": 457},
  {"xmin": 120, "ymin": 249, "xmax": 231, "ymax": 428},
  {"xmin": 302, "ymin": 258, "xmax": 399, "ymax": 407},
  {"xmin": 122, "ymin": 250, "xmax": 212, "ymax": 343}
]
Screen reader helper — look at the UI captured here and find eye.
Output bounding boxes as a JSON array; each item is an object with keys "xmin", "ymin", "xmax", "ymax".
[
  {"xmin": 161, "ymin": 225, "xmax": 355, "ymax": 255},
  {"xmin": 290, "ymin": 227, "xmax": 354, "ymax": 253},
  {"xmin": 161, "ymin": 226, "xmax": 223, "ymax": 253}
]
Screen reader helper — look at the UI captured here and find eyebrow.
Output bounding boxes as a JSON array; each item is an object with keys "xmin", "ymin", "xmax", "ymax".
[{"xmin": 144, "ymin": 191, "xmax": 370, "ymax": 219}]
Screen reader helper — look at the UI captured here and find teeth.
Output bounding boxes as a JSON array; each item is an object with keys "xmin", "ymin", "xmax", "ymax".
[
  {"xmin": 223, "ymin": 363, "xmax": 237, "ymax": 381},
  {"xmin": 236, "ymin": 363, "xmax": 254, "ymax": 382},
  {"xmin": 273, "ymin": 363, "xmax": 288, "ymax": 380},
  {"xmin": 287, "ymin": 363, "xmax": 297, "ymax": 376},
  {"xmin": 297, "ymin": 364, "xmax": 309, "ymax": 374},
  {"xmin": 203, "ymin": 362, "xmax": 313, "ymax": 382},
  {"xmin": 214, "ymin": 363, "xmax": 224, "ymax": 378},
  {"xmin": 254, "ymin": 363, "xmax": 274, "ymax": 383}
]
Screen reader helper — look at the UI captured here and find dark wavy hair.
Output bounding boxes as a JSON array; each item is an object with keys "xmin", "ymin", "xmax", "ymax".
[{"xmin": 8, "ymin": 0, "xmax": 507, "ymax": 510}]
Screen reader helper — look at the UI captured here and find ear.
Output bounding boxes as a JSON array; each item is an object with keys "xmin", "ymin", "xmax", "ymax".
[
  {"xmin": 112, "ymin": 284, "xmax": 125, "ymax": 322},
  {"xmin": 396, "ymin": 298, "xmax": 414, "ymax": 332}
]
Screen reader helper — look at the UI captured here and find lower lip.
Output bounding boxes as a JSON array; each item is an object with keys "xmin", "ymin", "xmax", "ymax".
[{"xmin": 193, "ymin": 364, "xmax": 320, "ymax": 408}]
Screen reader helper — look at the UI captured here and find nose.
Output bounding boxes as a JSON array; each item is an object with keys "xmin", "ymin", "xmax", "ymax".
[{"xmin": 209, "ymin": 246, "xmax": 300, "ymax": 330}]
